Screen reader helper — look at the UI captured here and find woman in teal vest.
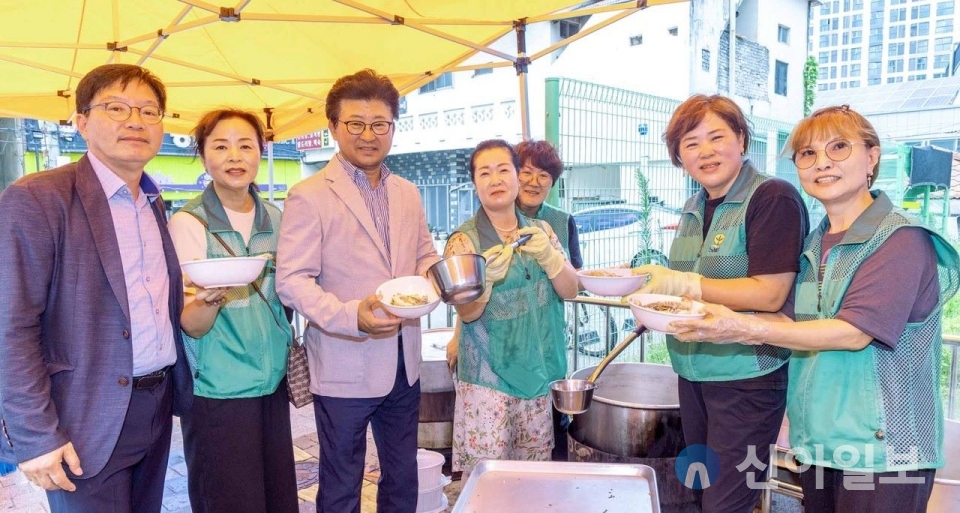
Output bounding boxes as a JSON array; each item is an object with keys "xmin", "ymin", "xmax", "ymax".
[
  {"xmin": 445, "ymin": 139, "xmax": 580, "ymax": 476},
  {"xmin": 168, "ymin": 110, "xmax": 298, "ymax": 512},
  {"xmin": 633, "ymin": 95, "xmax": 810, "ymax": 513},
  {"xmin": 671, "ymin": 105, "xmax": 959, "ymax": 513}
]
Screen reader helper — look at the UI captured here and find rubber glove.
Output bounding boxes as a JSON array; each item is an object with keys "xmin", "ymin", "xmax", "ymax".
[
  {"xmin": 669, "ymin": 303, "xmax": 768, "ymax": 345},
  {"xmin": 516, "ymin": 226, "xmax": 565, "ymax": 279},
  {"xmin": 631, "ymin": 264, "xmax": 702, "ymax": 300},
  {"xmin": 477, "ymin": 244, "xmax": 514, "ymax": 303}
]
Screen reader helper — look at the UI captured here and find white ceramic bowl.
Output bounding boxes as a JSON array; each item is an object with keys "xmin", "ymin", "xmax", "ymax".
[
  {"xmin": 577, "ymin": 268, "xmax": 649, "ymax": 297},
  {"xmin": 376, "ymin": 276, "xmax": 441, "ymax": 319},
  {"xmin": 180, "ymin": 256, "xmax": 268, "ymax": 288},
  {"xmin": 628, "ymin": 293, "xmax": 706, "ymax": 333}
]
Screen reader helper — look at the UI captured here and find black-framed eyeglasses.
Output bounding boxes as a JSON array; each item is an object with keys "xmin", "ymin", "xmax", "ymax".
[
  {"xmin": 792, "ymin": 139, "xmax": 867, "ymax": 169},
  {"xmin": 83, "ymin": 102, "xmax": 164, "ymax": 124},
  {"xmin": 335, "ymin": 119, "xmax": 394, "ymax": 136}
]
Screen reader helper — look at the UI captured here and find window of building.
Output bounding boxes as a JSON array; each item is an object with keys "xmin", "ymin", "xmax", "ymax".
[
  {"xmin": 909, "ymin": 56, "xmax": 928, "ymax": 70},
  {"xmin": 852, "ymin": 14, "xmax": 864, "ymax": 27},
  {"xmin": 831, "ymin": 66, "xmax": 838, "ymax": 78},
  {"xmin": 911, "ymin": 4, "xmax": 930, "ymax": 18},
  {"xmin": 889, "ymin": 59, "xmax": 904, "ymax": 72},
  {"xmin": 843, "ymin": 32, "xmax": 851, "ymax": 44},
  {"xmin": 908, "ymin": 74, "xmax": 928, "ymax": 81},
  {"xmin": 936, "ymin": 18, "xmax": 954, "ymax": 33},
  {"xmin": 852, "ymin": 30, "xmax": 863, "ymax": 43},
  {"xmin": 418, "ymin": 73, "xmax": 453, "ymax": 93},
  {"xmin": 820, "ymin": 68, "xmax": 830, "ymax": 79},
  {"xmin": 852, "ymin": 48, "xmax": 862, "ymax": 60},
  {"xmin": 853, "ymin": 0, "xmax": 864, "ymax": 8},
  {"xmin": 868, "ymin": 78, "xmax": 881, "ymax": 85},
  {"xmin": 843, "ymin": 48, "xmax": 849, "ymax": 61},
  {"xmin": 889, "ymin": 42, "xmax": 905, "ymax": 56},
  {"xmin": 850, "ymin": 80, "xmax": 861, "ymax": 87},
  {"xmin": 868, "ymin": 61, "xmax": 882, "ymax": 78},
  {"xmin": 778, "ymin": 25, "xmax": 790, "ymax": 43},
  {"xmin": 557, "ymin": 18, "xmax": 584, "ymax": 39},
  {"xmin": 821, "ymin": 19, "xmax": 831, "ymax": 31},
  {"xmin": 934, "ymin": 71, "xmax": 949, "ymax": 77},
  {"xmin": 869, "ymin": 44, "xmax": 882, "ymax": 61},
  {"xmin": 832, "ymin": 50, "xmax": 839, "ymax": 62},
  {"xmin": 629, "ymin": 34, "xmax": 643, "ymax": 46},
  {"xmin": 830, "ymin": 82, "xmax": 838, "ymax": 89},
  {"xmin": 702, "ymin": 49, "xmax": 710, "ymax": 71},
  {"xmin": 844, "ymin": 0, "xmax": 852, "ymax": 11},
  {"xmin": 935, "ymin": 36, "xmax": 953, "ymax": 52},
  {"xmin": 935, "ymin": 54, "xmax": 951, "ymax": 68},
  {"xmin": 832, "ymin": 33, "xmax": 839, "ymax": 45},
  {"xmin": 820, "ymin": 51, "xmax": 830, "ymax": 64},
  {"xmin": 891, "ymin": 7, "xmax": 907, "ymax": 21},
  {"xmin": 820, "ymin": 35, "xmax": 830, "ymax": 47},
  {"xmin": 844, "ymin": 15, "xmax": 851, "ymax": 29},
  {"xmin": 891, "ymin": 0, "xmax": 907, "ymax": 4},
  {"xmin": 775, "ymin": 61, "xmax": 788, "ymax": 96},
  {"xmin": 841, "ymin": 81, "xmax": 848, "ymax": 89},
  {"xmin": 910, "ymin": 40, "xmax": 929, "ymax": 53},
  {"xmin": 911, "ymin": 21, "xmax": 930, "ymax": 36},
  {"xmin": 819, "ymin": 83, "xmax": 829, "ymax": 91},
  {"xmin": 889, "ymin": 25, "xmax": 906, "ymax": 38},
  {"xmin": 842, "ymin": 65, "xmax": 849, "ymax": 77},
  {"xmin": 937, "ymin": 1, "xmax": 955, "ymax": 16},
  {"xmin": 870, "ymin": 27, "xmax": 883, "ymax": 44},
  {"xmin": 851, "ymin": 63, "xmax": 862, "ymax": 76},
  {"xmin": 823, "ymin": 2, "xmax": 832, "ymax": 14},
  {"xmin": 888, "ymin": 77, "xmax": 899, "ymax": 83}
]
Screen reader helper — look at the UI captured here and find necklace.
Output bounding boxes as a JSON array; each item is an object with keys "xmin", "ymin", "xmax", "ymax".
[{"xmin": 490, "ymin": 218, "xmax": 518, "ymax": 232}]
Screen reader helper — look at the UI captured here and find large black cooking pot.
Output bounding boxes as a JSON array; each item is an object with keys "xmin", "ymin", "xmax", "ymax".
[{"xmin": 568, "ymin": 362, "xmax": 684, "ymax": 458}]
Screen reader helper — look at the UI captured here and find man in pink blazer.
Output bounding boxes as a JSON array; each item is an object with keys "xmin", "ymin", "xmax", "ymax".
[{"xmin": 276, "ymin": 69, "xmax": 439, "ymax": 513}]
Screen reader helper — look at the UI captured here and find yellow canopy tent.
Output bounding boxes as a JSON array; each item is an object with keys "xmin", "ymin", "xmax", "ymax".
[{"xmin": 0, "ymin": 0, "xmax": 681, "ymax": 141}]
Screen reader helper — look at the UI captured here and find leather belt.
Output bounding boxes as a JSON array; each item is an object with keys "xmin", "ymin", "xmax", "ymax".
[{"xmin": 132, "ymin": 367, "xmax": 170, "ymax": 390}]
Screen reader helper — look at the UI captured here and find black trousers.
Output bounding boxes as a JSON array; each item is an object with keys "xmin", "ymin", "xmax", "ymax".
[
  {"xmin": 678, "ymin": 375, "xmax": 787, "ymax": 513},
  {"xmin": 800, "ymin": 465, "xmax": 936, "ymax": 513},
  {"xmin": 181, "ymin": 379, "xmax": 299, "ymax": 513},
  {"xmin": 47, "ymin": 373, "xmax": 173, "ymax": 513}
]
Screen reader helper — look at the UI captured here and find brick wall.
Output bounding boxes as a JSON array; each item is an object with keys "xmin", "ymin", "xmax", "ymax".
[{"xmin": 718, "ymin": 30, "xmax": 770, "ymax": 102}]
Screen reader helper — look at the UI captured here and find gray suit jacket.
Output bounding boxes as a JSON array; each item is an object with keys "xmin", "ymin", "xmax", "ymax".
[
  {"xmin": 0, "ymin": 155, "xmax": 191, "ymax": 477},
  {"xmin": 276, "ymin": 158, "xmax": 440, "ymax": 398}
]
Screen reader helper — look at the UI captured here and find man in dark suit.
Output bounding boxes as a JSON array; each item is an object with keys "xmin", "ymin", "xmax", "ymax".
[{"xmin": 0, "ymin": 64, "xmax": 191, "ymax": 512}]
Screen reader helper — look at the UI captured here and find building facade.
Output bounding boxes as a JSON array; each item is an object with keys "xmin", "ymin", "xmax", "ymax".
[{"xmin": 809, "ymin": 0, "xmax": 960, "ymax": 91}]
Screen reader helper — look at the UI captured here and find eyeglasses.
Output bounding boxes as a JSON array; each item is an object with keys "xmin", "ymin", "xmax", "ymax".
[
  {"xmin": 336, "ymin": 120, "xmax": 394, "ymax": 136},
  {"xmin": 792, "ymin": 139, "xmax": 868, "ymax": 169},
  {"xmin": 83, "ymin": 102, "xmax": 164, "ymax": 124},
  {"xmin": 518, "ymin": 168, "xmax": 553, "ymax": 186}
]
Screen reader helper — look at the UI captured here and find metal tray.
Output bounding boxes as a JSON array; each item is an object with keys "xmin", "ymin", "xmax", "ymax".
[{"xmin": 452, "ymin": 460, "xmax": 660, "ymax": 513}]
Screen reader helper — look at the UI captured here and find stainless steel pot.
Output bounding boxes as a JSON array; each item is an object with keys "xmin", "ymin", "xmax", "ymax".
[
  {"xmin": 568, "ymin": 362, "xmax": 684, "ymax": 458},
  {"xmin": 427, "ymin": 253, "xmax": 486, "ymax": 305},
  {"xmin": 427, "ymin": 234, "xmax": 532, "ymax": 305},
  {"xmin": 929, "ymin": 419, "xmax": 960, "ymax": 511}
]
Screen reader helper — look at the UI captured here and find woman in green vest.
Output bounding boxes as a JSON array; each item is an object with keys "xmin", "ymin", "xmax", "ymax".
[
  {"xmin": 168, "ymin": 109, "xmax": 298, "ymax": 512},
  {"xmin": 671, "ymin": 105, "xmax": 959, "ymax": 513},
  {"xmin": 445, "ymin": 139, "xmax": 580, "ymax": 476},
  {"xmin": 632, "ymin": 94, "xmax": 810, "ymax": 513}
]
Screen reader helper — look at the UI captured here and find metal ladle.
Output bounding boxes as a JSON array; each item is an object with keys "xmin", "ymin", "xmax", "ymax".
[{"xmin": 549, "ymin": 325, "xmax": 647, "ymax": 414}]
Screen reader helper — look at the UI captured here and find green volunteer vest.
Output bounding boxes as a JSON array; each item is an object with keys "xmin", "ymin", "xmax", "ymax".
[
  {"xmin": 533, "ymin": 202, "xmax": 572, "ymax": 260},
  {"xmin": 179, "ymin": 184, "xmax": 291, "ymax": 399},
  {"xmin": 455, "ymin": 208, "xmax": 567, "ymax": 399},
  {"xmin": 666, "ymin": 161, "xmax": 791, "ymax": 381},
  {"xmin": 789, "ymin": 191, "xmax": 960, "ymax": 472}
]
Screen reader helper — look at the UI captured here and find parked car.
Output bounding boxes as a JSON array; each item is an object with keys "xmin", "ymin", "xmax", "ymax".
[{"xmin": 573, "ymin": 204, "xmax": 680, "ymax": 269}]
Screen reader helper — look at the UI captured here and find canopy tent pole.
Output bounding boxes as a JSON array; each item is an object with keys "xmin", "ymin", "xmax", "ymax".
[
  {"xmin": 265, "ymin": 108, "xmax": 275, "ymax": 202},
  {"xmin": 515, "ymin": 19, "xmax": 531, "ymax": 140}
]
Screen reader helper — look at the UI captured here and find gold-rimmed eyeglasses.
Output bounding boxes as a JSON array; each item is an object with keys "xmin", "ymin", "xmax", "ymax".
[
  {"xmin": 792, "ymin": 139, "xmax": 868, "ymax": 170},
  {"xmin": 518, "ymin": 168, "xmax": 553, "ymax": 187},
  {"xmin": 336, "ymin": 120, "xmax": 394, "ymax": 136},
  {"xmin": 83, "ymin": 102, "xmax": 164, "ymax": 124}
]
